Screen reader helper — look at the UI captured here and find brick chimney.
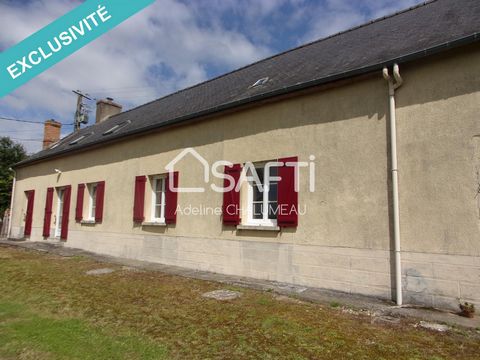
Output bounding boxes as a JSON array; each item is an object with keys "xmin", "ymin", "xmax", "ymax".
[
  {"xmin": 96, "ymin": 97, "xmax": 122, "ymax": 123},
  {"xmin": 43, "ymin": 119, "xmax": 62, "ymax": 150}
]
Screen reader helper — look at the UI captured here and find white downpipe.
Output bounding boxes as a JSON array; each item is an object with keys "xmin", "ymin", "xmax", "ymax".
[
  {"xmin": 7, "ymin": 169, "xmax": 16, "ymax": 239},
  {"xmin": 383, "ymin": 64, "xmax": 403, "ymax": 306}
]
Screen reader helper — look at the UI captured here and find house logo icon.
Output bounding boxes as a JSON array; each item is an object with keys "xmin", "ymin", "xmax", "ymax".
[
  {"xmin": 165, "ymin": 148, "xmax": 210, "ymax": 192},
  {"xmin": 164, "ymin": 147, "xmax": 316, "ymax": 193}
]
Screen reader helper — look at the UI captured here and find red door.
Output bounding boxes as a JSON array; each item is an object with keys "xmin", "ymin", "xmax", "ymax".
[
  {"xmin": 60, "ymin": 186, "xmax": 71, "ymax": 241},
  {"xmin": 42, "ymin": 188, "xmax": 54, "ymax": 238},
  {"xmin": 24, "ymin": 190, "xmax": 35, "ymax": 236}
]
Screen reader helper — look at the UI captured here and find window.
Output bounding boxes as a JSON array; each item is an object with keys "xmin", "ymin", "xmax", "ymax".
[
  {"xmin": 103, "ymin": 125, "xmax": 120, "ymax": 136},
  {"xmin": 69, "ymin": 135, "xmax": 85, "ymax": 145},
  {"xmin": 82, "ymin": 181, "xmax": 105, "ymax": 224},
  {"xmin": 69, "ymin": 132, "xmax": 93, "ymax": 145},
  {"xmin": 251, "ymin": 77, "xmax": 269, "ymax": 87},
  {"xmin": 151, "ymin": 176, "xmax": 166, "ymax": 223},
  {"xmin": 55, "ymin": 188, "xmax": 65, "ymax": 237},
  {"xmin": 247, "ymin": 163, "xmax": 278, "ymax": 226},
  {"xmin": 87, "ymin": 183, "xmax": 98, "ymax": 220},
  {"xmin": 102, "ymin": 120, "xmax": 131, "ymax": 136},
  {"xmin": 133, "ymin": 173, "xmax": 177, "ymax": 225},
  {"xmin": 50, "ymin": 141, "xmax": 60, "ymax": 149},
  {"xmin": 222, "ymin": 157, "xmax": 298, "ymax": 229}
]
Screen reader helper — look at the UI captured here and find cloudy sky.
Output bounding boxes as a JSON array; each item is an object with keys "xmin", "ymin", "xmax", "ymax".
[{"xmin": 0, "ymin": 0, "xmax": 422, "ymax": 153}]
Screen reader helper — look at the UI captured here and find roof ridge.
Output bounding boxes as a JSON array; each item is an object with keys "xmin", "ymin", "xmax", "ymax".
[{"xmin": 116, "ymin": 0, "xmax": 436, "ymax": 119}]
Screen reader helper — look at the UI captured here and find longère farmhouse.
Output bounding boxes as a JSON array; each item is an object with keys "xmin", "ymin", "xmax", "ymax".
[{"xmin": 9, "ymin": 0, "xmax": 480, "ymax": 310}]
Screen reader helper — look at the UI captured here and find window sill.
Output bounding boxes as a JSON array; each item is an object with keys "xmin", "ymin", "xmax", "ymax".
[
  {"xmin": 141, "ymin": 221, "xmax": 167, "ymax": 227},
  {"xmin": 237, "ymin": 224, "xmax": 280, "ymax": 232},
  {"xmin": 80, "ymin": 220, "xmax": 96, "ymax": 225}
]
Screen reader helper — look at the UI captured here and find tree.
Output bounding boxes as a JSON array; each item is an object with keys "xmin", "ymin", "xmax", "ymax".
[{"xmin": 0, "ymin": 137, "xmax": 27, "ymax": 215}]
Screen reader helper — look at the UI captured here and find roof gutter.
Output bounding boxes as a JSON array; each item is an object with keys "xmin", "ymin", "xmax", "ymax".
[{"xmin": 14, "ymin": 32, "xmax": 479, "ymax": 169}]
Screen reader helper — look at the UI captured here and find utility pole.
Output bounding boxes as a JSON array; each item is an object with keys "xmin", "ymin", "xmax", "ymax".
[{"xmin": 72, "ymin": 90, "xmax": 92, "ymax": 131}]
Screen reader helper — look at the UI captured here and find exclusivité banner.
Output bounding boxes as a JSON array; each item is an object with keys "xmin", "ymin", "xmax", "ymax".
[{"xmin": 0, "ymin": 0, "xmax": 155, "ymax": 99}]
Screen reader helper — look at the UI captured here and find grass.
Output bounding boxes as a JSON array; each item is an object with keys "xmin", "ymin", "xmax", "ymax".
[
  {"xmin": 329, "ymin": 301, "xmax": 341, "ymax": 308},
  {"xmin": 0, "ymin": 245, "xmax": 479, "ymax": 359},
  {"xmin": 0, "ymin": 302, "xmax": 167, "ymax": 359}
]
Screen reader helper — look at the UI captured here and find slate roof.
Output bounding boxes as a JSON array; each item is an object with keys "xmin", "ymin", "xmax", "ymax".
[{"xmin": 17, "ymin": 0, "xmax": 480, "ymax": 167}]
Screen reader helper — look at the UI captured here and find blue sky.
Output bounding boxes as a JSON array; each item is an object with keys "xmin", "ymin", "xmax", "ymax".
[{"xmin": 0, "ymin": 0, "xmax": 422, "ymax": 153}]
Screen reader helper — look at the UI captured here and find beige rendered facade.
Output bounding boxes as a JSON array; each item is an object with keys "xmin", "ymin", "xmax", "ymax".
[{"xmin": 10, "ymin": 45, "xmax": 480, "ymax": 310}]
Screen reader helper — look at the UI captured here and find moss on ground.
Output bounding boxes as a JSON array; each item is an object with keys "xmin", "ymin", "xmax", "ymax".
[{"xmin": 0, "ymin": 245, "xmax": 478, "ymax": 359}]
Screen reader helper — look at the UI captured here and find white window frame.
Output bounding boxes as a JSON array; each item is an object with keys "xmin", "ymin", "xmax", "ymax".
[
  {"xmin": 151, "ymin": 175, "xmax": 166, "ymax": 224},
  {"xmin": 246, "ymin": 163, "xmax": 278, "ymax": 227},
  {"xmin": 54, "ymin": 188, "xmax": 64, "ymax": 238},
  {"xmin": 87, "ymin": 183, "xmax": 98, "ymax": 221}
]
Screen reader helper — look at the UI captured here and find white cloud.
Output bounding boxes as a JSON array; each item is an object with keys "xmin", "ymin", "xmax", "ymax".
[
  {"xmin": 300, "ymin": 0, "xmax": 423, "ymax": 43},
  {"xmin": 0, "ymin": 0, "xmax": 272, "ymax": 152},
  {"xmin": 0, "ymin": 0, "xmax": 423, "ymax": 153}
]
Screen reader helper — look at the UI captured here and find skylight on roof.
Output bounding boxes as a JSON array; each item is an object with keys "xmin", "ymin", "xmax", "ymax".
[
  {"xmin": 69, "ymin": 132, "xmax": 92, "ymax": 145},
  {"xmin": 50, "ymin": 141, "xmax": 60, "ymax": 149},
  {"xmin": 103, "ymin": 125, "xmax": 120, "ymax": 136},
  {"xmin": 102, "ymin": 120, "xmax": 131, "ymax": 136},
  {"xmin": 69, "ymin": 136, "xmax": 85, "ymax": 145},
  {"xmin": 251, "ymin": 77, "xmax": 269, "ymax": 88}
]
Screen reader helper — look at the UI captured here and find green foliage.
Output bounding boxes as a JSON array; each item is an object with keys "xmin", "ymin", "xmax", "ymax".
[{"xmin": 0, "ymin": 137, "xmax": 27, "ymax": 215}]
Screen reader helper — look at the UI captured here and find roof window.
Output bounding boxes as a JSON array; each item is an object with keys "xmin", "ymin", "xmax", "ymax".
[
  {"xmin": 69, "ymin": 132, "xmax": 92, "ymax": 145},
  {"xmin": 50, "ymin": 141, "xmax": 61, "ymax": 149},
  {"xmin": 102, "ymin": 120, "xmax": 131, "ymax": 136},
  {"xmin": 251, "ymin": 77, "xmax": 269, "ymax": 87}
]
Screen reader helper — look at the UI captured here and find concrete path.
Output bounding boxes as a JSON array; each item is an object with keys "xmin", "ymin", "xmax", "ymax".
[{"xmin": 1, "ymin": 239, "xmax": 479, "ymax": 330}]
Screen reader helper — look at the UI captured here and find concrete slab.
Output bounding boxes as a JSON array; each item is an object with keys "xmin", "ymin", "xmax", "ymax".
[
  {"xmin": 121, "ymin": 266, "xmax": 144, "ymax": 272},
  {"xmin": 372, "ymin": 315, "xmax": 401, "ymax": 326},
  {"xmin": 202, "ymin": 290, "xmax": 242, "ymax": 301},
  {"xmin": 85, "ymin": 268, "xmax": 115, "ymax": 275},
  {"xmin": 418, "ymin": 321, "xmax": 451, "ymax": 332}
]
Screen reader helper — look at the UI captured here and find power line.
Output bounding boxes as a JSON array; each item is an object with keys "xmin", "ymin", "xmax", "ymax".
[
  {"xmin": 88, "ymin": 85, "xmax": 157, "ymax": 92},
  {"xmin": 92, "ymin": 89, "xmax": 157, "ymax": 94},
  {"xmin": 10, "ymin": 138, "xmax": 43, "ymax": 142},
  {"xmin": 0, "ymin": 130, "xmax": 45, "ymax": 133},
  {"xmin": 0, "ymin": 116, "xmax": 45, "ymax": 124},
  {"xmin": 0, "ymin": 116, "xmax": 74, "ymax": 126}
]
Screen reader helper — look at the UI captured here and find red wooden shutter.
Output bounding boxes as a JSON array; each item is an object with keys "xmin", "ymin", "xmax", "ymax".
[
  {"xmin": 42, "ymin": 187, "xmax": 54, "ymax": 237},
  {"xmin": 133, "ymin": 176, "xmax": 146, "ymax": 222},
  {"xmin": 75, "ymin": 184, "xmax": 85, "ymax": 221},
  {"xmin": 24, "ymin": 190, "xmax": 35, "ymax": 236},
  {"xmin": 164, "ymin": 172, "xmax": 178, "ymax": 224},
  {"xmin": 222, "ymin": 164, "xmax": 242, "ymax": 225},
  {"xmin": 95, "ymin": 181, "xmax": 105, "ymax": 223},
  {"xmin": 60, "ymin": 186, "xmax": 71, "ymax": 240},
  {"xmin": 277, "ymin": 156, "xmax": 298, "ymax": 227}
]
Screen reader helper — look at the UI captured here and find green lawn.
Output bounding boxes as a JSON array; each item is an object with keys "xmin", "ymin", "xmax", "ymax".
[
  {"xmin": 0, "ymin": 302, "xmax": 167, "ymax": 359},
  {"xmin": 0, "ymin": 245, "xmax": 478, "ymax": 359}
]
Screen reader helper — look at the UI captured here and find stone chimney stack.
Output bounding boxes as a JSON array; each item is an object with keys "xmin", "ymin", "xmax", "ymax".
[
  {"xmin": 42, "ymin": 119, "xmax": 62, "ymax": 150},
  {"xmin": 96, "ymin": 97, "xmax": 122, "ymax": 124}
]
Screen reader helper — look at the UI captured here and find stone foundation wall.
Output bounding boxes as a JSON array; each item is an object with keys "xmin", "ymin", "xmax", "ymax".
[
  {"xmin": 11, "ymin": 226, "xmax": 479, "ymax": 311},
  {"xmin": 9, "ymin": 226, "xmax": 477, "ymax": 312}
]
